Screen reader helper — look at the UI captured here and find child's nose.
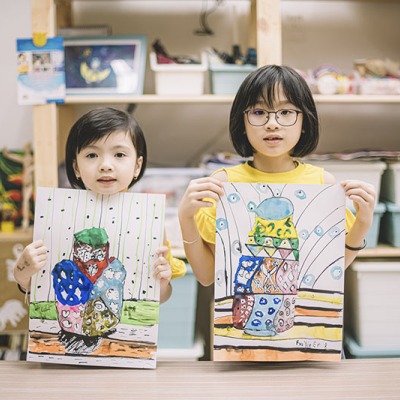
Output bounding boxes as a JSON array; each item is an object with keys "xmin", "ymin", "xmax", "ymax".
[
  {"xmin": 99, "ymin": 157, "xmax": 113, "ymax": 171},
  {"xmin": 264, "ymin": 112, "xmax": 280, "ymax": 129}
]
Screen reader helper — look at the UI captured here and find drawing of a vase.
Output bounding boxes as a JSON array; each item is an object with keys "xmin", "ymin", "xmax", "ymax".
[
  {"xmin": 52, "ymin": 227, "xmax": 126, "ymax": 354},
  {"xmin": 232, "ymin": 197, "xmax": 299, "ymax": 336}
]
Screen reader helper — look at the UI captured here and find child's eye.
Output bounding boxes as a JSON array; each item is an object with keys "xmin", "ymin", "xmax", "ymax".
[
  {"xmin": 86, "ymin": 153, "xmax": 97, "ymax": 159},
  {"xmin": 252, "ymin": 109, "xmax": 267, "ymax": 116},
  {"xmin": 115, "ymin": 152, "xmax": 126, "ymax": 158},
  {"xmin": 279, "ymin": 109, "xmax": 294, "ymax": 116}
]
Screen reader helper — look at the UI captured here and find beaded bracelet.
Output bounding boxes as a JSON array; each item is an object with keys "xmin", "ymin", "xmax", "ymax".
[
  {"xmin": 182, "ymin": 232, "xmax": 201, "ymax": 245},
  {"xmin": 345, "ymin": 239, "xmax": 367, "ymax": 251}
]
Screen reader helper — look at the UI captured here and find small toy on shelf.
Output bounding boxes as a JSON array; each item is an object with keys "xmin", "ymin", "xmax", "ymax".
[
  {"xmin": 354, "ymin": 58, "xmax": 400, "ymax": 95},
  {"xmin": 0, "ymin": 203, "xmax": 16, "ymax": 232},
  {"xmin": 312, "ymin": 65, "xmax": 355, "ymax": 95}
]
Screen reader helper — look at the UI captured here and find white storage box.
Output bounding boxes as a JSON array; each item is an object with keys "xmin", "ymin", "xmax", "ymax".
[
  {"xmin": 345, "ymin": 260, "xmax": 400, "ymax": 348},
  {"xmin": 380, "ymin": 162, "xmax": 400, "ymax": 205},
  {"xmin": 209, "ymin": 64, "xmax": 256, "ymax": 95},
  {"xmin": 150, "ymin": 52, "xmax": 208, "ymax": 96},
  {"xmin": 310, "ymin": 160, "xmax": 386, "ymax": 205}
]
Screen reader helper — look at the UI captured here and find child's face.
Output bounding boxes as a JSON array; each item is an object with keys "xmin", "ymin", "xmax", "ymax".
[
  {"xmin": 73, "ymin": 130, "xmax": 142, "ymax": 195},
  {"xmin": 244, "ymin": 87, "xmax": 303, "ymax": 161}
]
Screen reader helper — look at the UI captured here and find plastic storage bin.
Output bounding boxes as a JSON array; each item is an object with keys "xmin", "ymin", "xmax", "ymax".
[
  {"xmin": 150, "ymin": 52, "xmax": 208, "ymax": 95},
  {"xmin": 157, "ymin": 265, "xmax": 198, "ymax": 349},
  {"xmin": 344, "ymin": 334, "xmax": 400, "ymax": 358},
  {"xmin": 380, "ymin": 162, "xmax": 400, "ymax": 205},
  {"xmin": 310, "ymin": 160, "xmax": 386, "ymax": 205},
  {"xmin": 349, "ymin": 203, "xmax": 385, "ymax": 248},
  {"xmin": 345, "ymin": 260, "xmax": 400, "ymax": 348},
  {"xmin": 209, "ymin": 64, "xmax": 257, "ymax": 95},
  {"xmin": 380, "ymin": 202, "xmax": 400, "ymax": 247}
]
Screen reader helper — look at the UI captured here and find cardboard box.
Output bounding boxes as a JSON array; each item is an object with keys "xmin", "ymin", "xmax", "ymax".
[
  {"xmin": 209, "ymin": 64, "xmax": 256, "ymax": 95},
  {"xmin": 345, "ymin": 260, "xmax": 400, "ymax": 348},
  {"xmin": 150, "ymin": 52, "xmax": 208, "ymax": 96}
]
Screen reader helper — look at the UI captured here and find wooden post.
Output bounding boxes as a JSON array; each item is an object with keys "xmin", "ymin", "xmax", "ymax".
[
  {"xmin": 31, "ymin": 0, "xmax": 72, "ymax": 188},
  {"xmin": 33, "ymin": 104, "xmax": 59, "ymax": 188},
  {"xmin": 250, "ymin": 0, "xmax": 282, "ymax": 67}
]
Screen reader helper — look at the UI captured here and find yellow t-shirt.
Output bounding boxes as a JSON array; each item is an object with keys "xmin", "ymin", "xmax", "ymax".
[
  {"xmin": 165, "ymin": 240, "xmax": 187, "ymax": 279},
  {"xmin": 196, "ymin": 161, "xmax": 355, "ymax": 244}
]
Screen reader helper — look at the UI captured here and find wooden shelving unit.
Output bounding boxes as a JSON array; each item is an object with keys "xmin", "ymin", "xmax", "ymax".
[
  {"xmin": 357, "ymin": 245, "xmax": 400, "ymax": 259},
  {"xmin": 21, "ymin": 0, "xmax": 400, "ymax": 362}
]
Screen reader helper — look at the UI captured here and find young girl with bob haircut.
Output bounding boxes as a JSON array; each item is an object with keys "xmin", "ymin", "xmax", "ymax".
[
  {"xmin": 14, "ymin": 107, "xmax": 186, "ymax": 302},
  {"xmin": 179, "ymin": 64, "xmax": 376, "ymax": 286}
]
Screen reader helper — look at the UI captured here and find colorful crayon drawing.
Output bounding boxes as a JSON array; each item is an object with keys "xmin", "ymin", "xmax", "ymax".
[
  {"xmin": 27, "ymin": 187, "xmax": 165, "ymax": 369},
  {"xmin": 214, "ymin": 183, "xmax": 346, "ymax": 362}
]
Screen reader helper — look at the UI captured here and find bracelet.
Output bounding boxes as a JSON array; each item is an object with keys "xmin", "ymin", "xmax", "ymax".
[
  {"xmin": 182, "ymin": 232, "xmax": 201, "ymax": 245},
  {"xmin": 345, "ymin": 239, "xmax": 367, "ymax": 251},
  {"xmin": 17, "ymin": 283, "xmax": 30, "ymax": 295}
]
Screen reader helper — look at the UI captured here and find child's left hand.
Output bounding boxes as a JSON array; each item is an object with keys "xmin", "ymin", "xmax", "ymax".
[
  {"xmin": 154, "ymin": 246, "xmax": 173, "ymax": 303},
  {"xmin": 153, "ymin": 246, "xmax": 172, "ymax": 283},
  {"xmin": 341, "ymin": 180, "xmax": 376, "ymax": 225}
]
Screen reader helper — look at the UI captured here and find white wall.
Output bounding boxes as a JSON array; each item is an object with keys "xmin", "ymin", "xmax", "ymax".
[
  {"xmin": 0, "ymin": 0, "xmax": 32, "ymax": 150},
  {"xmin": 1, "ymin": 1, "xmax": 400, "ymax": 162}
]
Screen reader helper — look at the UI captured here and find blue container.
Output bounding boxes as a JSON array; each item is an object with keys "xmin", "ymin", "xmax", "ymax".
[
  {"xmin": 380, "ymin": 202, "xmax": 400, "ymax": 247},
  {"xmin": 157, "ymin": 265, "xmax": 198, "ymax": 349},
  {"xmin": 349, "ymin": 202, "xmax": 386, "ymax": 248},
  {"xmin": 209, "ymin": 64, "xmax": 257, "ymax": 95}
]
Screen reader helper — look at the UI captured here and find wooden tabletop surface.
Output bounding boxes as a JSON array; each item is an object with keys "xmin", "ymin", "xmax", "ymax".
[{"xmin": 1, "ymin": 358, "xmax": 400, "ymax": 399}]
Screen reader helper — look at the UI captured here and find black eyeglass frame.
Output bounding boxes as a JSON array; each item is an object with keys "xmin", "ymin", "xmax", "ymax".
[{"xmin": 243, "ymin": 108, "xmax": 303, "ymax": 127}]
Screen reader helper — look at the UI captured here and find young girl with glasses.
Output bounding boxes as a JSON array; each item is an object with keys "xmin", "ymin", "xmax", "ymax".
[
  {"xmin": 14, "ymin": 107, "xmax": 186, "ymax": 303},
  {"xmin": 178, "ymin": 64, "xmax": 376, "ymax": 286}
]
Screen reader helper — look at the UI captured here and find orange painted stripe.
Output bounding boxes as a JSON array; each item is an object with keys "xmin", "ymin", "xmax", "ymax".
[
  {"xmin": 214, "ymin": 348, "xmax": 340, "ymax": 362},
  {"xmin": 215, "ymin": 315, "xmax": 234, "ymax": 325},
  {"xmin": 295, "ymin": 307, "xmax": 340, "ymax": 318}
]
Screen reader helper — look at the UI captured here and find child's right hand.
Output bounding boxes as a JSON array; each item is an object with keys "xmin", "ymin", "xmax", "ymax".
[
  {"xmin": 14, "ymin": 240, "xmax": 48, "ymax": 292},
  {"xmin": 178, "ymin": 177, "xmax": 224, "ymax": 220}
]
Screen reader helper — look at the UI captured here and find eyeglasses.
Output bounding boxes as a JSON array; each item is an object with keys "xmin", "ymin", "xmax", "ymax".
[{"xmin": 244, "ymin": 108, "xmax": 302, "ymax": 127}]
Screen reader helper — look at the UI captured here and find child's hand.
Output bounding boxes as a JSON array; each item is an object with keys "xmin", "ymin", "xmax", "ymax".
[
  {"xmin": 153, "ymin": 246, "xmax": 172, "ymax": 283},
  {"xmin": 341, "ymin": 180, "xmax": 376, "ymax": 225},
  {"xmin": 14, "ymin": 240, "xmax": 48, "ymax": 292},
  {"xmin": 178, "ymin": 177, "xmax": 224, "ymax": 220},
  {"xmin": 154, "ymin": 246, "xmax": 173, "ymax": 303}
]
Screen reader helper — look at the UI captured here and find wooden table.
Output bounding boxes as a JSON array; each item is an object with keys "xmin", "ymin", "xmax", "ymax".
[{"xmin": 1, "ymin": 359, "xmax": 400, "ymax": 399}]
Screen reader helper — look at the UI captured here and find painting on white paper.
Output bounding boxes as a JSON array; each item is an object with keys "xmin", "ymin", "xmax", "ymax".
[
  {"xmin": 27, "ymin": 187, "xmax": 165, "ymax": 369},
  {"xmin": 214, "ymin": 183, "xmax": 346, "ymax": 362}
]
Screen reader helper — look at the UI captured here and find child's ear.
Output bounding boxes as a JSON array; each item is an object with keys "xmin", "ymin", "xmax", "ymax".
[
  {"xmin": 73, "ymin": 160, "xmax": 80, "ymax": 179},
  {"xmin": 134, "ymin": 156, "xmax": 143, "ymax": 179}
]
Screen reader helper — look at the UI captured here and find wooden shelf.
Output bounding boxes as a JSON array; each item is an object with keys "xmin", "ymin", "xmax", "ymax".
[
  {"xmin": 0, "ymin": 228, "xmax": 33, "ymax": 243},
  {"xmin": 357, "ymin": 244, "xmax": 400, "ymax": 258},
  {"xmin": 63, "ymin": 94, "xmax": 400, "ymax": 105},
  {"xmin": 314, "ymin": 94, "xmax": 400, "ymax": 104},
  {"xmin": 64, "ymin": 94, "xmax": 235, "ymax": 105}
]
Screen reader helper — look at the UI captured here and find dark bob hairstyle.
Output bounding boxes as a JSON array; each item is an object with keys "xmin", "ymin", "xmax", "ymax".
[
  {"xmin": 65, "ymin": 107, "xmax": 147, "ymax": 189},
  {"xmin": 229, "ymin": 64, "xmax": 319, "ymax": 158}
]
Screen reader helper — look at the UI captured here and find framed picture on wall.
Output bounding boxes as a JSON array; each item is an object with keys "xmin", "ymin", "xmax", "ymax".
[{"xmin": 64, "ymin": 35, "xmax": 147, "ymax": 95}]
